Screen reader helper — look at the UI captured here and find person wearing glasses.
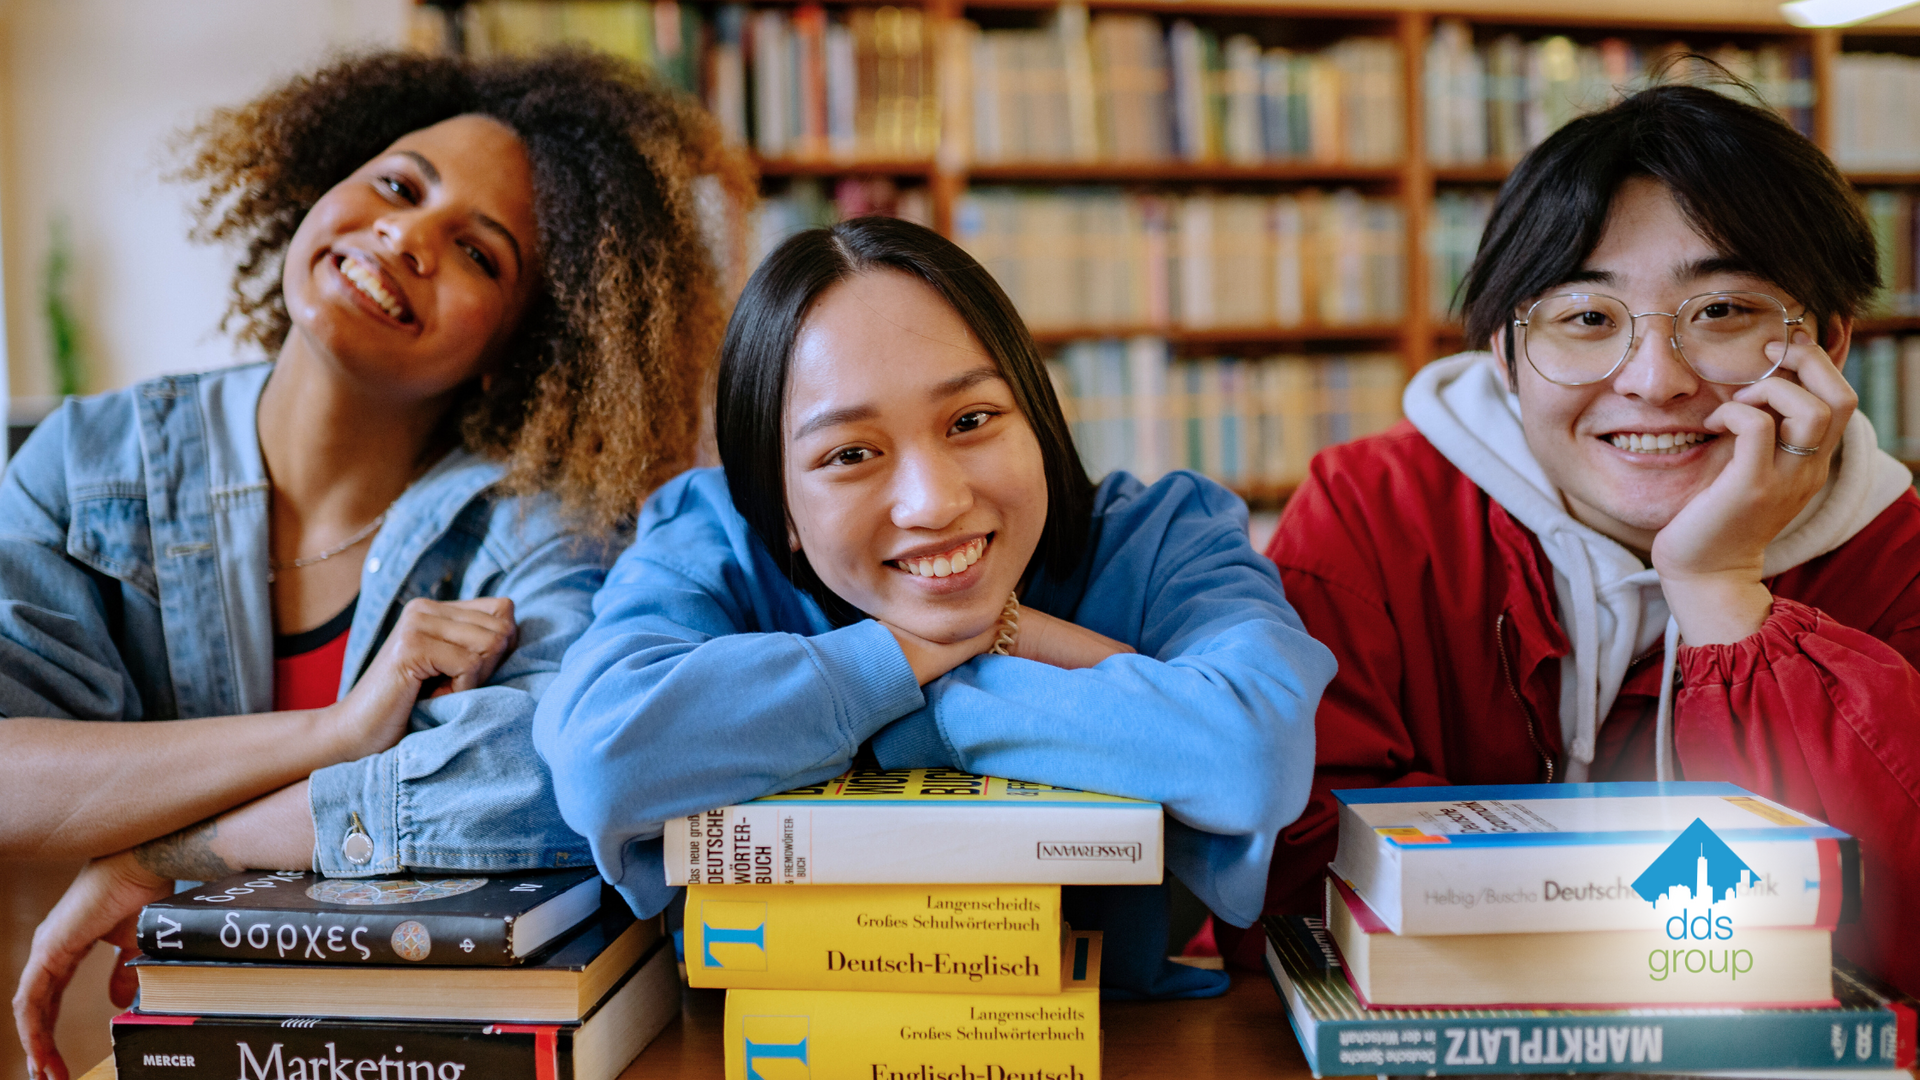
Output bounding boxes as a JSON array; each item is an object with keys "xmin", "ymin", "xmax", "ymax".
[{"xmin": 1242, "ymin": 81, "xmax": 1919, "ymax": 995}]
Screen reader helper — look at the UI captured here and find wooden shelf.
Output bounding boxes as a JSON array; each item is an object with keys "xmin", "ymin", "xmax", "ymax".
[
  {"xmin": 1846, "ymin": 172, "xmax": 1920, "ymax": 185},
  {"xmin": 1029, "ymin": 324, "xmax": 1405, "ymax": 345},
  {"xmin": 1855, "ymin": 316, "xmax": 1920, "ymax": 332},
  {"xmin": 1433, "ymin": 164, "xmax": 1514, "ymax": 183},
  {"xmin": 964, "ymin": 161, "xmax": 1402, "ymax": 183},
  {"xmin": 755, "ymin": 157, "xmax": 935, "ymax": 177}
]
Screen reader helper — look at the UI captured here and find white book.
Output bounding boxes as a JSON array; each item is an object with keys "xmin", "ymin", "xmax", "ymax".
[
  {"xmin": 664, "ymin": 769, "xmax": 1163, "ymax": 886},
  {"xmin": 826, "ymin": 22, "xmax": 857, "ymax": 158},
  {"xmin": 751, "ymin": 9, "xmax": 790, "ymax": 157},
  {"xmin": 1331, "ymin": 782, "xmax": 1858, "ymax": 937}
]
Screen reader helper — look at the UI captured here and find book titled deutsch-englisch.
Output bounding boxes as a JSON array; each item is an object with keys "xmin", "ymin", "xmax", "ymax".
[
  {"xmin": 665, "ymin": 767, "xmax": 1162, "ymax": 886},
  {"xmin": 1330, "ymin": 782, "xmax": 1857, "ymax": 936}
]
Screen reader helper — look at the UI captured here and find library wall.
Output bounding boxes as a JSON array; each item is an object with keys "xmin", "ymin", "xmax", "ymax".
[
  {"xmin": 0, "ymin": 0, "xmax": 412, "ymax": 406},
  {"xmin": 434, "ymin": 0, "xmax": 1920, "ymax": 505}
]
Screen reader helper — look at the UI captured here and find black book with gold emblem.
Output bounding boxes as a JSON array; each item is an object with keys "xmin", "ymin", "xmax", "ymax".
[{"xmin": 134, "ymin": 869, "xmax": 603, "ymax": 967}]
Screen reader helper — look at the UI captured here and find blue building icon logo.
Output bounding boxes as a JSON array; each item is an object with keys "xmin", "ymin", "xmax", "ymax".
[
  {"xmin": 701, "ymin": 900, "xmax": 769, "ymax": 970},
  {"xmin": 740, "ymin": 1014, "xmax": 809, "ymax": 1080},
  {"xmin": 1631, "ymin": 818, "xmax": 1757, "ymax": 906}
]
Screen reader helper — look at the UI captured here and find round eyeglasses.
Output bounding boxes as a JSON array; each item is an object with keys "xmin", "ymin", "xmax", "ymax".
[{"xmin": 1513, "ymin": 291, "xmax": 1807, "ymax": 387}]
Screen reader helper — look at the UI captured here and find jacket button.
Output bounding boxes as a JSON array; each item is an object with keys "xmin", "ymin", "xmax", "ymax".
[
  {"xmin": 342, "ymin": 831, "xmax": 373, "ymax": 865},
  {"xmin": 367, "ymin": 557, "xmax": 382, "ymax": 574}
]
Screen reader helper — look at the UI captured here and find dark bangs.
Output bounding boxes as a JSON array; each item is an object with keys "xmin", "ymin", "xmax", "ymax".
[{"xmin": 714, "ymin": 215, "xmax": 1094, "ymax": 626}]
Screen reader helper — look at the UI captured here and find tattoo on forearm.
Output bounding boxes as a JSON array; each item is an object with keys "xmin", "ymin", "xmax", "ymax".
[{"xmin": 135, "ymin": 818, "xmax": 241, "ymax": 882}]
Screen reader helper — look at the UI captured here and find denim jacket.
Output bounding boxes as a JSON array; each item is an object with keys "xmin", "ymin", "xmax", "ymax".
[{"xmin": 0, "ymin": 363, "xmax": 612, "ymax": 876}]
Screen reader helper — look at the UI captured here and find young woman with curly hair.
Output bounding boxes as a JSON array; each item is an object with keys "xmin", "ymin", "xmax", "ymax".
[{"xmin": 5, "ymin": 50, "xmax": 749, "ymax": 1078}]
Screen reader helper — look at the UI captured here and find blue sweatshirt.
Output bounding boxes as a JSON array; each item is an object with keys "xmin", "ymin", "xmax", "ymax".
[{"xmin": 533, "ymin": 466, "xmax": 1333, "ymax": 993}]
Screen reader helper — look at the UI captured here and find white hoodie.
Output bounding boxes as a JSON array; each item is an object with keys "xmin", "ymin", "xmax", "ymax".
[{"xmin": 1402, "ymin": 352, "xmax": 1912, "ymax": 781}]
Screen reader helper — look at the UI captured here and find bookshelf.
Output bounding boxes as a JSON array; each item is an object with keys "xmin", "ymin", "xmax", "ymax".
[{"xmin": 416, "ymin": 1, "xmax": 1920, "ymax": 500}]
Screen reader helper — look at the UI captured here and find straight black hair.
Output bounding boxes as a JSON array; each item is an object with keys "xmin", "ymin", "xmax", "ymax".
[
  {"xmin": 715, "ymin": 216, "xmax": 1095, "ymax": 626},
  {"xmin": 1460, "ymin": 79, "xmax": 1879, "ymax": 383}
]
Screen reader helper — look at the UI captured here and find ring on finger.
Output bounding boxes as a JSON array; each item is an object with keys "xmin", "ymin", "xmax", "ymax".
[{"xmin": 1777, "ymin": 439, "xmax": 1820, "ymax": 456}]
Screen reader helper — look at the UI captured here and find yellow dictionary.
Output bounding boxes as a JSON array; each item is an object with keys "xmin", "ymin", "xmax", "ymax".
[
  {"xmin": 724, "ymin": 986, "xmax": 1100, "ymax": 1080},
  {"xmin": 666, "ymin": 768, "xmax": 1162, "ymax": 887},
  {"xmin": 687, "ymin": 884, "xmax": 1063, "ymax": 993}
]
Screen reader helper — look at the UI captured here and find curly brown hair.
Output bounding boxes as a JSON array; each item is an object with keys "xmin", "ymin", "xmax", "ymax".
[{"xmin": 178, "ymin": 49, "xmax": 755, "ymax": 528}]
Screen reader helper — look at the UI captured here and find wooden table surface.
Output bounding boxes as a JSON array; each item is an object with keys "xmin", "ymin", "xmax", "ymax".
[{"xmin": 79, "ymin": 971, "xmax": 1314, "ymax": 1080}]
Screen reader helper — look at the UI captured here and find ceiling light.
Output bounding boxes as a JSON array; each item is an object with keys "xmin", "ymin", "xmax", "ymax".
[{"xmin": 1781, "ymin": 0, "xmax": 1920, "ymax": 26}]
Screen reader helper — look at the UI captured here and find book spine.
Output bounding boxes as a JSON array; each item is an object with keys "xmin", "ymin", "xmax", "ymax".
[
  {"xmin": 724, "ymin": 987, "xmax": 1100, "ymax": 1080},
  {"xmin": 111, "ymin": 1013, "xmax": 570, "ymax": 1080},
  {"xmin": 1304, "ymin": 1006, "xmax": 1906, "ymax": 1073},
  {"xmin": 1336, "ymin": 824, "xmax": 1853, "ymax": 935},
  {"xmin": 685, "ymin": 883, "xmax": 1062, "ymax": 993},
  {"xmin": 664, "ymin": 803, "xmax": 1162, "ymax": 886},
  {"xmin": 135, "ymin": 907, "xmax": 512, "ymax": 966}
]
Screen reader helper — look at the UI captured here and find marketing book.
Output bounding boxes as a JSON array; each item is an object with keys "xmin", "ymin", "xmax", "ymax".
[
  {"xmin": 1265, "ymin": 915, "xmax": 1916, "ymax": 1075},
  {"xmin": 131, "ymin": 906, "xmax": 652, "ymax": 1024},
  {"xmin": 135, "ymin": 869, "xmax": 603, "ymax": 966},
  {"xmin": 723, "ymin": 985, "xmax": 1101, "ymax": 1080},
  {"xmin": 1330, "ymin": 783, "xmax": 1858, "ymax": 936},
  {"xmin": 685, "ymin": 883, "xmax": 1071, "ymax": 993},
  {"xmin": 1326, "ymin": 876, "xmax": 1835, "ymax": 1009},
  {"xmin": 112, "ymin": 935, "xmax": 677, "ymax": 1080},
  {"xmin": 665, "ymin": 768, "xmax": 1162, "ymax": 886}
]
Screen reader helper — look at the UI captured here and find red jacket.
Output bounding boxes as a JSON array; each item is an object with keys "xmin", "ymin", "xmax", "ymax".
[{"xmin": 1232, "ymin": 420, "xmax": 1920, "ymax": 995}]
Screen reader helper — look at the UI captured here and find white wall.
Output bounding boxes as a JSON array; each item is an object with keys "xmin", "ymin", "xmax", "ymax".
[{"xmin": 1, "ymin": 0, "xmax": 412, "ymax": 402}]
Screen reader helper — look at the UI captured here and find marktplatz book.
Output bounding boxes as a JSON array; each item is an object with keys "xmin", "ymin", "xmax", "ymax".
[
  {"xmin": 1330, "ymin": 782, "xmax": 1857, "ymax": 936},
  {"xmin": 665, "ymin": 767, "xmax": 1161, "ymax": 886},
  {"xmin": 1264, "ymin": 915, "xmax": 1915, "ymax": 1076}
]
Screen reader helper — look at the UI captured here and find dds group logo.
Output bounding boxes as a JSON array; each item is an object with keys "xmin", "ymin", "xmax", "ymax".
[{"xmin": 1631, "ymin": 818, "xmax": 1759, "ymax": 982}]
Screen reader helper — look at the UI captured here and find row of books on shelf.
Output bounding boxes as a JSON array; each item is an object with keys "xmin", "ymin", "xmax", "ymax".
[
  {"xmin": 1843, "ymin": 334, "xmax": 1920, "ymax": 459},
  {"xmin": 457, "ymin": 0, "xmax": 705, "ymax": 94},
  {"xmin": 1428, "ymin": 188, "xmax": 1494, "ymax": 322},
  {"xmin": 107, "ymin": 774, "xmax": 1917, "ymax": 1077},
  {"xmin": 727, "ymin": 3, "xmax": 940, "ymax": 160},
  {"xmin": 951, "ymin": 187, "xmax": 1405, "ymax": 332},
  {"xmin": 1832, "ymin": 53, "xmax": 1920, "ymax": 171},
  {"xmin": 430, "ymin": 5, "xmax": 1920, "ymax": 176},
  {"xmin": 1047, "ymin": 340, "xmax": 1403, "ymax": 491},
  {"xmin": 958, "ymin": 13, "xmax": 1403, "ymax": 168},
  {"xmin": 1423, "ymin": 20, "xmax": 1813, "ymax": 167}
]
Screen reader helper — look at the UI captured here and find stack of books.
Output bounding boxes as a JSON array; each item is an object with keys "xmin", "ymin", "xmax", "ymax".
[
  {"xmin": 667, "ymin": 767, "xmax": 1165, "ymax": 1078},
  {"xmin": 953, "ymin": 187, "xmax": 1406, "ymax": 334},
  {"xmin": 111, "ymin": 869, "xmax": 677, "ymax": 1080},
  {"xmin": 1423, "ymin": 20, "xmax": 1813, "ymax": 167},
  {"xmin": 1048, "ymin": 342, "xmax": 1403, "ymax": 490},
  {"xmin": 1265, "ymin": 781, "xmax": 1918, "ymax": 1075}
]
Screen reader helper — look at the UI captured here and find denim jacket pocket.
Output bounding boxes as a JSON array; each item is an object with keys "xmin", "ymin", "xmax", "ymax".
[{"xmin": 66, "ymin": 486, "xmax": 159, "ymax": 601}]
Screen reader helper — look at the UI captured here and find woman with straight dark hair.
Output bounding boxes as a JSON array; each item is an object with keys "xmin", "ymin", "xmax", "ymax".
[{"xmin": 534, "ymin": 216, "xmax": 1334, "ymax": 998}]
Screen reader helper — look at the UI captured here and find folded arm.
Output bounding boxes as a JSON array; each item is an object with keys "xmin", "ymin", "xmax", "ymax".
[
  {"xmin": 872, "ymin": 478, "xmax": 1336, "ymax": 927},
  {"xmin": 533, "ymin": 551, "xmax": 926, "ymax": 914}
]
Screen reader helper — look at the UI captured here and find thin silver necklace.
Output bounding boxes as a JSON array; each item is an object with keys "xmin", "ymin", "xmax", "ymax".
[{"xmin": 268, "ymin": 512, "xmax": 387, "ymax": 583}]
